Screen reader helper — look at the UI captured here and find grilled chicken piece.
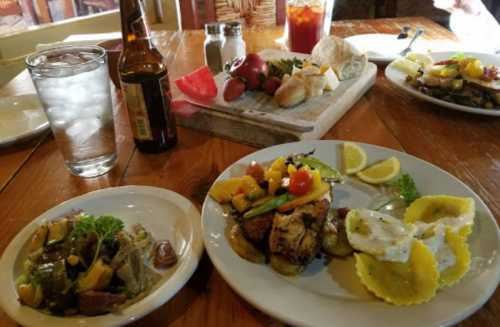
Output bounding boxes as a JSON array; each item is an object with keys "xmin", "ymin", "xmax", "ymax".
[
  {"xmin": 268, "ymin": 199, "xmax": 329, "ymax": 268},
  {"xmin": 239, "ymin": 212, "xmax": 274, "ymax": 245}
]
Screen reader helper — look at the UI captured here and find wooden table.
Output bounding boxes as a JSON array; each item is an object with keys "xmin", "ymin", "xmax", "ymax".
[{"xmin": 1, "ymin": 17, "xmax": 498, "ymax": 326}]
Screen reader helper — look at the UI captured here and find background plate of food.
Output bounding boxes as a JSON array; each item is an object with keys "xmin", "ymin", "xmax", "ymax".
[
  {"xmin": 0, "ymin": 186, "xmax": 203, "ymax": 327},
  {"xmin": 201, "ymin": 140, "xmax": 499, "ymax": 327},
  {"xmin": 385, "ymin": 51, "xmax": 500, "ymax": 116}
]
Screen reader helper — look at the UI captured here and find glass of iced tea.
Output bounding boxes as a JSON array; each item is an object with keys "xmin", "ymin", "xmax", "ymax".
[{"xmin": 287, "ymin": 0, "xmax": 327, "ymax": 54}]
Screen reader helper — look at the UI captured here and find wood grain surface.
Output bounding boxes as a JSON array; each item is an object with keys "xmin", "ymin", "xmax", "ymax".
[{"xmin": 0, "ymin": 17, "xmax": 498, "ymax": 327}]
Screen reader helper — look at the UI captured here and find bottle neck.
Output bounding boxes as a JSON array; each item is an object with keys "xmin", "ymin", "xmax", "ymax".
[{"xmin": 119, "ymin": 0, "xmax": 153, "ymax": 47}]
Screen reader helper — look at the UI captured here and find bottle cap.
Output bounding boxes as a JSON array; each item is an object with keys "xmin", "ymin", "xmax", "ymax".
[
  {"xmin": 205, "ymin": 22, "xmax": 222, "ymax": 35},
  {"xmin": 223, "ymin": 21, "xmax": 242, "ymax": 37}
]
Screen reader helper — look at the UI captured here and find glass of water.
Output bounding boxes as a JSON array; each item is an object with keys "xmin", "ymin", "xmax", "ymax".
[{"xmin": 26, "ymin": 45, "xmax": 117, "ymax": 178}]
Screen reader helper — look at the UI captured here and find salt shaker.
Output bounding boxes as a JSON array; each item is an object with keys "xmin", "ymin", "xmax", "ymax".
[
  {"xmin": 221, "ymin": 21, "xmax": 246, "ymax": 67},
  {"xmin": 204, "ymin": 23, "xmax": 223, "ymax": 73}
]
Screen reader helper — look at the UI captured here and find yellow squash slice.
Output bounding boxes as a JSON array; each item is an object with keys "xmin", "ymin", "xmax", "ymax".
[
  {"xmin": 439, "ymin": 228, "xmax": 471, "ymax": 288},
  {"xmin": 354, "ymin": 240, "xmax": 439, "ymax": 305},
  {"xmin": 404, "ymin": 195, "xmax": 475, "ymax": 238}
]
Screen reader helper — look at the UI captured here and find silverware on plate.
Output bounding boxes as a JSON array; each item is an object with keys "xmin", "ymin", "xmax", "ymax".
[{"xmin": 399, "ymin": 28, "xmax": 424, "ymax": 56}]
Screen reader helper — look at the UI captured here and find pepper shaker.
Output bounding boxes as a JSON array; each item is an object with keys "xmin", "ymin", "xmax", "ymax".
[
  {"xmin": 204, "ymin": 23, "xmax": 224, "ymax": 73},
  {"xmin": 221, "ymin": 21, "xmax": 246, "ymax": 67}
]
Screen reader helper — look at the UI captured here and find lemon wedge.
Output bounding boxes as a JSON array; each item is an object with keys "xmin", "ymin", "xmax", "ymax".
[
  {"xmin": 342, "ymin": 142, "xmax": 368, "ymax": 175},
  {"xmin": 356, "ymin": 157, "xmax": 400, "ymax": 184}
]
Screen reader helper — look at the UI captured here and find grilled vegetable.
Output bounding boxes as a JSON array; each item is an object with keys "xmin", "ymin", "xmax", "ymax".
[
  {"xmin": 77, "ymin": 259, "xmax": 113, "ymax": 292},
  {"xmin": 277, "ymin": 182, "xmax": 329, "ymax": 213},
  {"xmin": 292, "ymin": 155, "xmax": 343, "ymax": 181},
  {"xmin": 30, "ymin": 225, "xmax": 48, "ymax": 253},
  {"xmin": 232, "ymin": 193, "xmax": 252, "ymax": 213},
  {"xmin": 47, "ymin": 218, "xmax": 69, "ymax": 245},
  {"xmin": 17, "ymin": 283, "xmax": 43, "ymax": 308},
  {"xmin": 243, "ymin": 193, "xmax": 292, "ymax": 219}
]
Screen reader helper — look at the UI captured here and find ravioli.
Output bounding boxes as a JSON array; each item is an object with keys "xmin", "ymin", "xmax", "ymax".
[
  {"xmin": 438, "ymin": 228, "xmax": 471, "ymax": 288},
  {"xmin": 354, "ymin": 240, "xmax": 439, "ymax": 305},
  {"xmin": 346, "ymin": 209, "xmax": 416, "ymax": 262},
  {"xmin": 404, "ymin": 195, "xmax": 475, "ymax": 238}
]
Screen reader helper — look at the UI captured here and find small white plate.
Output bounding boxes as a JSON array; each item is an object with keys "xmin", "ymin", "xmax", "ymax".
[
  {"xmin": 385, "ymin": 51, "xmax": 500, "ymax": 116},
  {"xmin": 0, "ymin": 185, "xmax": 203, "ymax": 327},
  {"xmin": 201, "ymin": 140, "xmax": 500, "ymax": 327},
  {"xmin": 0, "ymin": 94, "xmax": 49, "ymax": 147},
  {"xmin": 346, "ymin": 33, "xmax": 425, "ymax": 64}
]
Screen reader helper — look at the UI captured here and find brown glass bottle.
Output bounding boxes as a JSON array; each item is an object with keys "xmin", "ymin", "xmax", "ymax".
[{"xmin": 118, "ymin": 0, "xmax": 177, "ymax": 153}]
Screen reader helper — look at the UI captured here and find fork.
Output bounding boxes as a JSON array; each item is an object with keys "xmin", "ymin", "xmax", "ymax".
[{"xmin": 399, "ymin": 28, "xmax": 424, "ymax": 57}]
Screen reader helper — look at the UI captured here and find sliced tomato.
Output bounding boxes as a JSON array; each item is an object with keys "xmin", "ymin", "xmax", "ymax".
[
  {"xmin": 289, "ymin": 170, "xmax": 313, "ymax": 196},
  {"xmin": 175, "ymin": 66, "xmax": 217, "ymax": 101}
]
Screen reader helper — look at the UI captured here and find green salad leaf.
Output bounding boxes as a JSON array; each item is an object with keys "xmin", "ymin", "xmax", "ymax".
[
  {"xmin": 375, "ymin": 173, "xmax": 420, "ymax": 211},
  {"xmin": 70, "ymin": 214, "xmax": 124, "ymax": 267}
]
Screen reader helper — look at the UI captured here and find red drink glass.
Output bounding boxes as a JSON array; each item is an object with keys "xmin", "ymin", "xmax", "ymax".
[{"xmin": 287, "ymin": 0, "xmax": 326, "ymax": 54}]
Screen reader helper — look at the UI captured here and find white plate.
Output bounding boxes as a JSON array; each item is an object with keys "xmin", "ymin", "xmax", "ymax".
[
  {"xmin": 385, "ymin": 51, "xmax": 500, "ymax": 116},
  {"xmin": 0, "ymin": 186, "xmax": 203, "ymax": 327},
  {"xmin": 201, "ymin": 140, "xmax": 500, "ymax": 327},
  {"xmin": 345, "ymin": 34, "xmax": 425, "ymax": 64},
  {"xmin": 0, "ymin": 94, "xmax": 49, "ymax": 147}
]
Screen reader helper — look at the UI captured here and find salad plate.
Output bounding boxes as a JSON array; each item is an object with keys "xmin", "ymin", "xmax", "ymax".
[
  {"xmin": 0, "ymin": 94, "xmax": 49, "ymax": 147},
  {"xmin": 385, "ymin": 51, "xmax": 500, "ymax": 116},
  {"xmin": 0, "ymin": 186, "xmax": 203, "ymax": 327},
  {"xmin": 201, "ymin": 140, "xmax": 499, "ymax": 327}
]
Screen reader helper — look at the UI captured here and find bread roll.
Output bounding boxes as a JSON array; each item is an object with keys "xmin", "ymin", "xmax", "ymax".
[{"xmin": 311, "ymin": 36, "xmax": 367, "ymax": 81}]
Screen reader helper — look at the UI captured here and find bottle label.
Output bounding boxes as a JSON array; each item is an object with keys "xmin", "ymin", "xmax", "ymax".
[{"xmin": 121, "ymin": 82, "xmax": 153, "ymax": 141}]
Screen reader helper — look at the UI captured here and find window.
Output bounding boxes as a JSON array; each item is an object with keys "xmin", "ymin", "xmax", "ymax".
[{"xmin": 0, "ymin": 0, "xmax": 118, "ymax": 35}]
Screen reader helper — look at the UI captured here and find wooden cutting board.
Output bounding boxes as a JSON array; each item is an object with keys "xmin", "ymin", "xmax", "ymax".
[{"xmin": 177, "ymin": 49, "xmax": 377, "ymax": 147}]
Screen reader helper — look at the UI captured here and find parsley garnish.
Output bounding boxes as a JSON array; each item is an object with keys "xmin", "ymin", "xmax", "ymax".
[
  {"xmin": 375, "ymin": 173, "xmax": 420, "ymax": 211},
  {"xmin": 70, "ymin": 214, "xmax": 124, "ymax": 267}
]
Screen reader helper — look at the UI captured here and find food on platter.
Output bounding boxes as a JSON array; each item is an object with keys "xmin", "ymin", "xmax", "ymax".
[
  {"xmin": 390, "ymin": 52, "xmax": 500, "ymax": 109},
  {"xmin": 209, "ymin": 152, "xmax": 344, "ymax": 275},
  {"xmin": 176, "ymin": 50, "xmax": 348, "ymax": 108},
  {"xmin": 174, "ymin": 66, "xmax": 218, "ymax": 101},
  {"xmin": 208, "ymin": 142, "xmax": 477, "ymax": 305},
  {"xmin": 273, "ymin": 62, "xmax": 340, "ymax": 107},
  {"xmin": 311, "ymin": 35, "xmax": 368, "ymax": 81},
  {"xmin": 16, "ymin": 213, "xmax": 177, "ymax": 316},
  {"xmin": 221, "ymin": 53, "xmax": 342, "ymax": 108}
]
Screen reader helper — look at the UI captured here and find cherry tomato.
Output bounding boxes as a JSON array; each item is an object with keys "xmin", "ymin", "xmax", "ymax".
[
  {"xmin": 246, "ymin": 161, "xmax": 264, "ymax": 183},
  {"xmin": 175, "ymin": 66, "xmax": 217, "ymax": 101},
  {"xmin": 223, "ymin": 77, "xmax": 246, "ymax": 101},
  {"xmin": 289, "ymin": 170, "xmax": 313, "ymax": 196}
]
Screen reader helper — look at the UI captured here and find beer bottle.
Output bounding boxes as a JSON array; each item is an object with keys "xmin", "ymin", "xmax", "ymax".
[{"xmin": 118, "ymin": 0, "xmax": 177, "ymax": 153}]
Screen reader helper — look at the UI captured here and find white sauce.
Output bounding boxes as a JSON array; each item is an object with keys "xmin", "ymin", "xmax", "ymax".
[
  {"xmin": 347, "ymin": 209, "xmax": 416, "ymax": 263},
  {"xmin": 417, "ymin": 224, "xmax": 456, "ymax": 272}
]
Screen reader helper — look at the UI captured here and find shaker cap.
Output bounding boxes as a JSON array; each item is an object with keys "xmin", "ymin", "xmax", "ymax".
[
  {"xmin": 205, "ymin": 22, "xmax": 222, "ymax": 35},
  {"xmin": 223, "ymin": 21, "xmax": 242, "ymax": 37}
]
